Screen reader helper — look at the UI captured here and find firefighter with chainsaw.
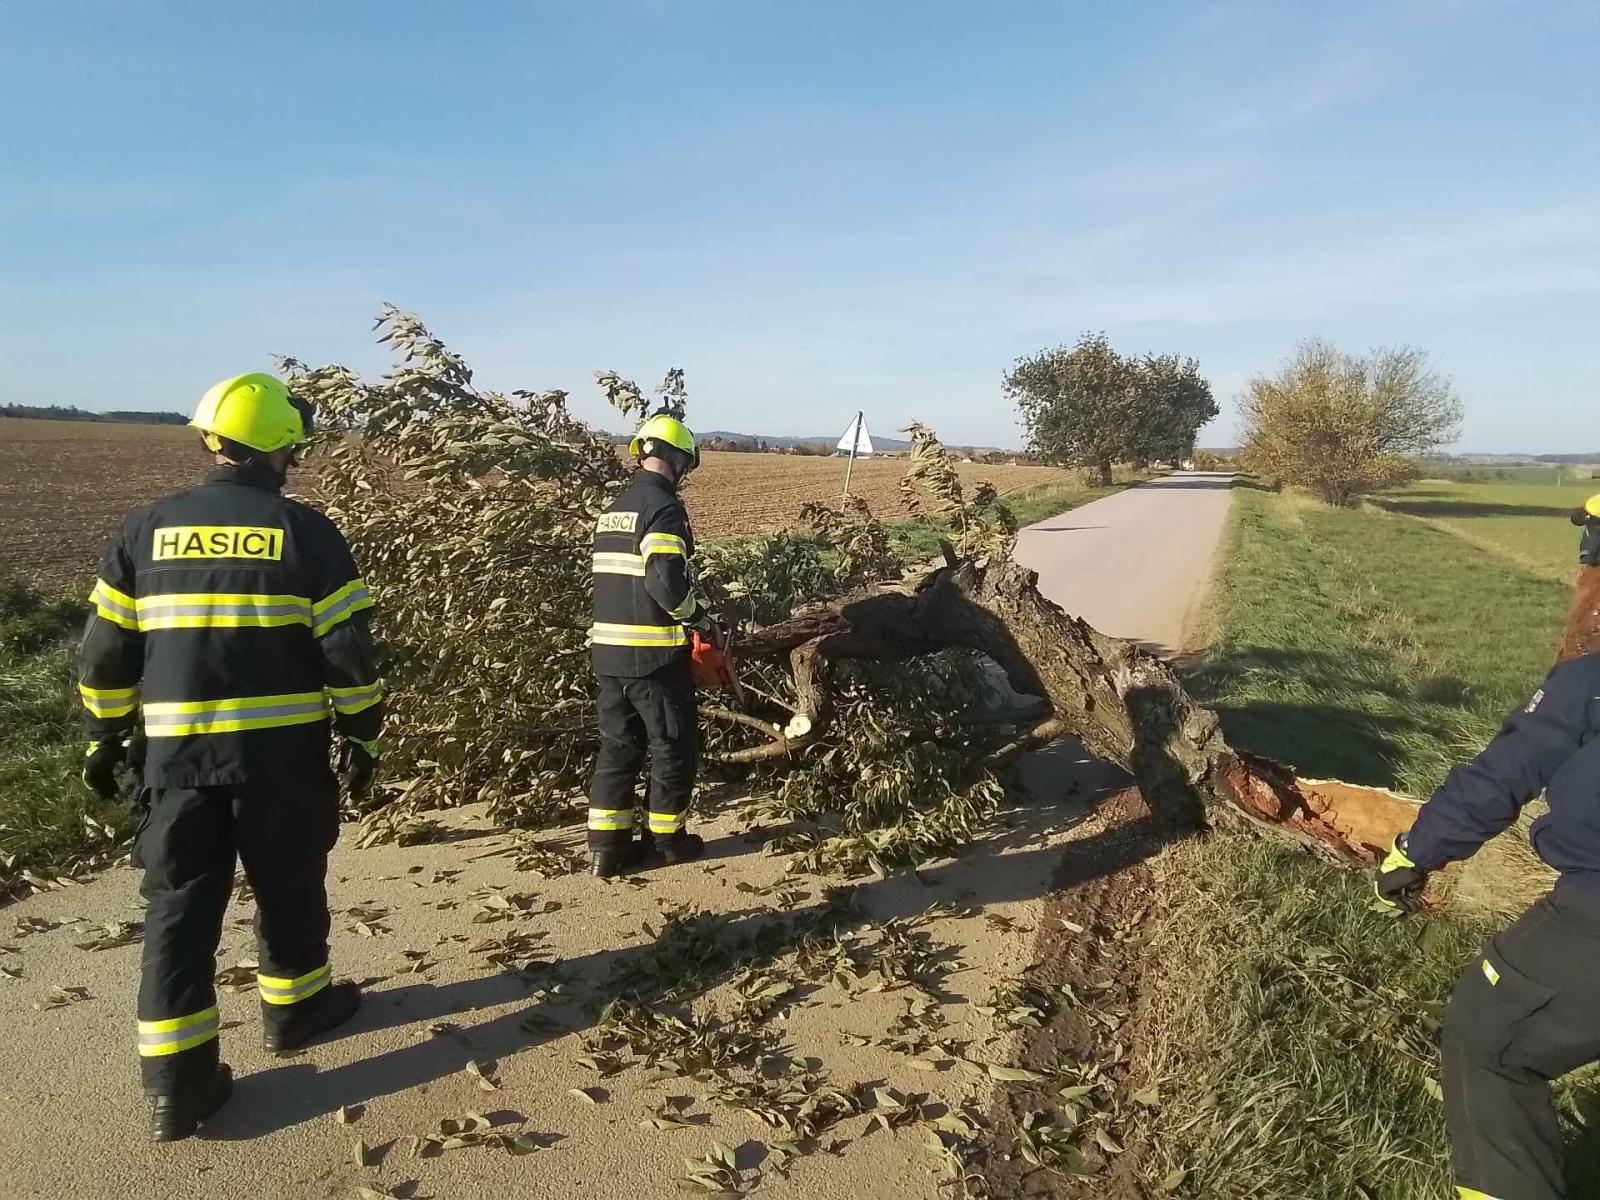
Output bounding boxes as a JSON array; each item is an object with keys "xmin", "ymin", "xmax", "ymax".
[
  {"xmin": 79, "ymin": 374, "xmax": 382, "ymax": 1142},
  {"xmin": 1375, "ymin": 652, "xmax": 1600, "ymax": 1200},
  {"xmin": 588, "ymin": 412, "xmax": 728, "ymax": 877}
]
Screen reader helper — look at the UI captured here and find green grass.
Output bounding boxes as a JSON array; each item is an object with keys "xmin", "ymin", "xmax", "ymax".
[
  {"xmin": 0, "ymin": 581, "xmax": 132, "ymax": 896},
  {"xmin": 1189, "ymin": 487, "xmax": 1569, "ymax": 795},
  {"xmin": 1375, "ymin": 477, "xmax": 1596, "ymax": 580},
  {"xmin": 886, "ymin": 472, "xmax": 1140, "ymax": 559},
  {"xmin": 1146, "ymin": 486, "xmax": 1599, "ymax": 1198},
  {"xmin": 1141, "ymin": 835, "xmax": 1484, "ymax": 1199}
]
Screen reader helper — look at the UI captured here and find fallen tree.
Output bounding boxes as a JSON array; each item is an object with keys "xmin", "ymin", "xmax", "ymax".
[
  {"xmin": 288, "ymin": 309, "xmax": 1418, "ymax": 875},
  {"xmin": 711, "ymin": 547, "xmax": 1419, "ymax": 867}
]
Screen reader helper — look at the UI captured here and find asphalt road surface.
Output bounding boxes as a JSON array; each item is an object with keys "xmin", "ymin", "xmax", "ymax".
[
  {"xmin": 0, "ymin": 475, "xmax": 1232, "ymax": 1200},
  {"xmin": 1011, "ymin": 471, "xmax": 1237, "ymax": 657}
]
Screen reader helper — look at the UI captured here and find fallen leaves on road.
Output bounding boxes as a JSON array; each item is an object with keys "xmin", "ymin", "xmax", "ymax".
[
  {"xmin": 216, "ymin": 960, "xmax": 259, "ymax": 992},
  {"xmin": 682, "ymin": 1142, "xmax": 746, "ymax": 1195},
  {"xmin": 71, "ymin": 920, "xmax": 143, "ymax": 951},
  {"xmin": 35, "ymin": 985, "xmax": 92, "ymax": 1011}
]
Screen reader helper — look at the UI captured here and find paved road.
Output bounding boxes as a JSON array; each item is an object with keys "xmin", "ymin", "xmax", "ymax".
[
  {"xmin": 0, "ymin": 475, "xmax": 1232, "ymax": 1200},
  {"xmin": 1011, "ymin": 471, "xmax": 1237, "ymax": 656}
]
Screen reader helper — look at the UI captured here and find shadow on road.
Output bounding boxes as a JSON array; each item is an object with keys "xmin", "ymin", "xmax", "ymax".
[{"xmin": 203, "ymin": 760, "xmax": 1176, "ymax": 1142}]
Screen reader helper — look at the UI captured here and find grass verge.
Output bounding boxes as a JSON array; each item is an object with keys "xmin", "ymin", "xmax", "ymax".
[
  {"xmin": 1373, "ymin": 478, "xmax": 1594, "ymax": 581},
  {"xmin": 1141, "ymin": 834, "xmax": 1482, "ymax": 1199},
  {"xmin": 1188, "ymin": 487, "xmax": 1569, "ymax": 796},
  {"xmin": 1145, "ymin": 485, "xmax": 1598, "ymax": 1197},
  {"xmin": 0, "ymin": 581, "xmax": 131, "ymax": 898}
]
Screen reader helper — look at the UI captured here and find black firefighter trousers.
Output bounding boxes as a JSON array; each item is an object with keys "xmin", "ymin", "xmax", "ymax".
[
  {"xmin": 588, "ymin": 662, "xmax": 697, "ymax": 852},
  {"xmin": 136, "ymin": 773, "xmax": 339, "ymax": 1094},
  {"xmin": 1442, "ymin": 882, "xmax": 1600, "ymax": 1199}
]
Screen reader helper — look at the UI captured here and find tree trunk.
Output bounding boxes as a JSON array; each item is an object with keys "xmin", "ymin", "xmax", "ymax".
[
  {"xmin": 724, "ymin": 554, "xmax": 1419, "ymax": 867},
  {"xmin": 1092, "ymin": 461, "xmax": 1112, "ymax": 487}
]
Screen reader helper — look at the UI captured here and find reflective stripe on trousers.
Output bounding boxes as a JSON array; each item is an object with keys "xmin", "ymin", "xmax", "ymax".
[
  {"xmin": 258, "ymin": 963, "xmax": 332, "ymax": 1006},
  {"xmin": 138, "ymin": 1006, "xmax": 220, "ymax": 1057},
  {"xmin": 648, "ymin": 810, "xmax": 686, "ymax": 835}
]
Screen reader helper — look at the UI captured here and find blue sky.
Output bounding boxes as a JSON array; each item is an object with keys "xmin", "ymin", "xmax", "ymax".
[{"xmin": 2, "ymin": 1, "xmax": 1595, "ymax": 451}]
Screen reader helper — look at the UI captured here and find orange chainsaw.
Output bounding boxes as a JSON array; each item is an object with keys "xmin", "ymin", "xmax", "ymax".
[{"xmin": 690, "ymin": 625, "xmax": 743, "ymax": 701}]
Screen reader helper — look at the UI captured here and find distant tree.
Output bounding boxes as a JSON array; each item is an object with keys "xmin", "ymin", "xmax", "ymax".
[
  {"xmin": 1127, "ymin": 354, "xmax": 1217, "ymax": 465},
  {"xmin": 1238, "ymin": 340, "xmax": 1461, "ymax": 505},
  {"xmin": 1005, "ymin": 332, "xmax": 1216, "ymax": 484}
]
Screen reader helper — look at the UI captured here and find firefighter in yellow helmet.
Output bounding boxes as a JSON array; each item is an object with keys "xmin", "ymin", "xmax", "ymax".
[
  {"xmin": 587, "ymin": 412, "xmax": 715, "ymax": 876},
  {"xmin": 79, "ymin": 373, "xmax": 383, "ymax": 1141},
  {"xmin": 1570, "ymin": 493, "xmax": 1600, "ymax": 566}
]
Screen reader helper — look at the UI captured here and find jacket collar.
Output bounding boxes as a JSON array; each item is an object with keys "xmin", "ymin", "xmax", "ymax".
[
  {"xmin": 202, "ymin": 463, "xmax": 284, "ymax": 492},
  {"xmin": 634, "ymin": 467, "xmax": 679, "ymax": 495}
]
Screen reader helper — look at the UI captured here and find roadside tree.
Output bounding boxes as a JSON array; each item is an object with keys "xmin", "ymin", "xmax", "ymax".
[
  {"xmin": 1239, "ymin": 340, "xmax": 1461, "ymax": 505},
  {"xmin": 1128, "ymin": 352, "xmax": 1217, "ymax": 466},
  {"xmin": 1005, "ymin": 333, "xmax": 1216, "ymax": 484}
]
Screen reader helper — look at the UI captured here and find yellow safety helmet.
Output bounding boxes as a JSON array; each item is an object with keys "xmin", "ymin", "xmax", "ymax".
[
  {"xmin": 1586, "ymin": 493, "xmax": 1600, "ymax": 519},
  {"xmin": 190, "ymin": 373, "xmax": 311, "ymax": 454},
  {"xmin": 629, "ymin": 413, "xmax": 699, "ymax": 470}
]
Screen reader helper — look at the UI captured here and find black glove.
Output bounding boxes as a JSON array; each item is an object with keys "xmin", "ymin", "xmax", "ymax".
[
  {"xmin": 1374, "ymin": 833, "xmax": 1429, "ymax": 913},
  {"xmin": 340, "ymin": 739, "xmax": 380, "ymax": 801},
  {"xmin": 82, "ymin": 739, "xmax": 126, "ymax": 801}
]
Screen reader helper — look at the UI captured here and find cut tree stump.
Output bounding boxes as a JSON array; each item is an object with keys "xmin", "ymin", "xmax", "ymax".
[{"xmin": 717, "ymin": 553, "xmax": 1418, "ymax": 866}]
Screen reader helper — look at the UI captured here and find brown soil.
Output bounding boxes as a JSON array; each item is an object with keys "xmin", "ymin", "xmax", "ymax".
[
  {"xmin": 685, "ymin": 452, "xmax": 1071, "ymax": 540},
  {"xmin": 0, "ymin": 419, "xmax": 1067, "ymax": 592},
  {"xmin": 970, "ymin": 788, "xmax": 1169, "ymax": 1200}
]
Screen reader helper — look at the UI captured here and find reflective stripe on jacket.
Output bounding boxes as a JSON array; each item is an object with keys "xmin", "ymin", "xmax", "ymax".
[
  {"xmin": 78, "ymin": 464, "xmax": 383, "ymax": 787},
  {"xmin": 590, "ymin": 470, "xmax": 700, "ymax": 677}
]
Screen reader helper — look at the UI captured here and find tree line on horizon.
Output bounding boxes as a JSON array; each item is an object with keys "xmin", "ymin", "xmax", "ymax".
[
  {"xmin": 1, "ymin": 403, "xmax": 187, "ymax": 425},
  {"xmin": 1006, "ymin": 332, "xmax": 1474, "ymax": 505}
]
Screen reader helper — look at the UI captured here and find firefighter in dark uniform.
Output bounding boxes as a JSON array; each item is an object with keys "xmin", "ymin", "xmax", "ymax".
[
  {"xmin": 587, "ymin": 413, "xmax": 715, "ymax": 877},
  {"xmin": 1376, "ymin": 652, "xmax": 1600, "ymax": 1200},
  {"xmin": 78, "ymin": 374, "xmax": 382, "ymax": 1142},
  {"xmin": 1569, "ymin": 493, "xmax": 1600, "ymax": 567}
]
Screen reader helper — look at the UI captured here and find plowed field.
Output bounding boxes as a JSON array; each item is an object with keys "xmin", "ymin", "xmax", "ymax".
[{"xmin": 0, "ymin": 419, "xmax": 1063, "ymax": 590}]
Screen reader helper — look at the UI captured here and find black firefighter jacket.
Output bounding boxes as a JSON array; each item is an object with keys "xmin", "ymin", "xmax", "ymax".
[
  {"xmin": 1407, "ymin": 651, "xmax": 1600, "ymax": 893},
  {"xmin": 78, "ymin": 464, "xmax": 383, "ymax": 788},
  {"xmin": 590, "ymin": 469, "xmax": 704, "ymax": 677}
]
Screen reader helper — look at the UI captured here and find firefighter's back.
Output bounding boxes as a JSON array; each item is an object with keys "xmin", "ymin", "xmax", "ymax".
[{"xmin": 88, "ymin": 465, "xmax": 372, "ymax": 789}]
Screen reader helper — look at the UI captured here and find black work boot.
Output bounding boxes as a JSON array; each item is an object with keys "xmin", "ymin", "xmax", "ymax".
[
  {"xmin": 150, "ymin": 1063, "xmax": 233, "ymax": 1143},
  {"xmin": 263, "ymin": 981, "xmax": 362, "ymax": 1053},
  {"xmin": 590, "ymin": 841, "xmax": 646, "ymax": 878},
  {"xmin": 657, "ymin": 832, "xmax": 706, "ymax": 865}
]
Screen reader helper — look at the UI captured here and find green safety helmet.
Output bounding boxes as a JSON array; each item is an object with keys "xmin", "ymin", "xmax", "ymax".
[
  {"xmin": 629, "ymin": 413, "xmax": 699, "ymax": 470},
  {"xmin": 191, "ymin": 373, "xmax": 313, "ymax": 454}
]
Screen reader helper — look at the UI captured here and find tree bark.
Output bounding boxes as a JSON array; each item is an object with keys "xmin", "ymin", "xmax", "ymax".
[{"xmin": 721, "ymin": 554, "xmax": 1419, "ymax": 867}]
